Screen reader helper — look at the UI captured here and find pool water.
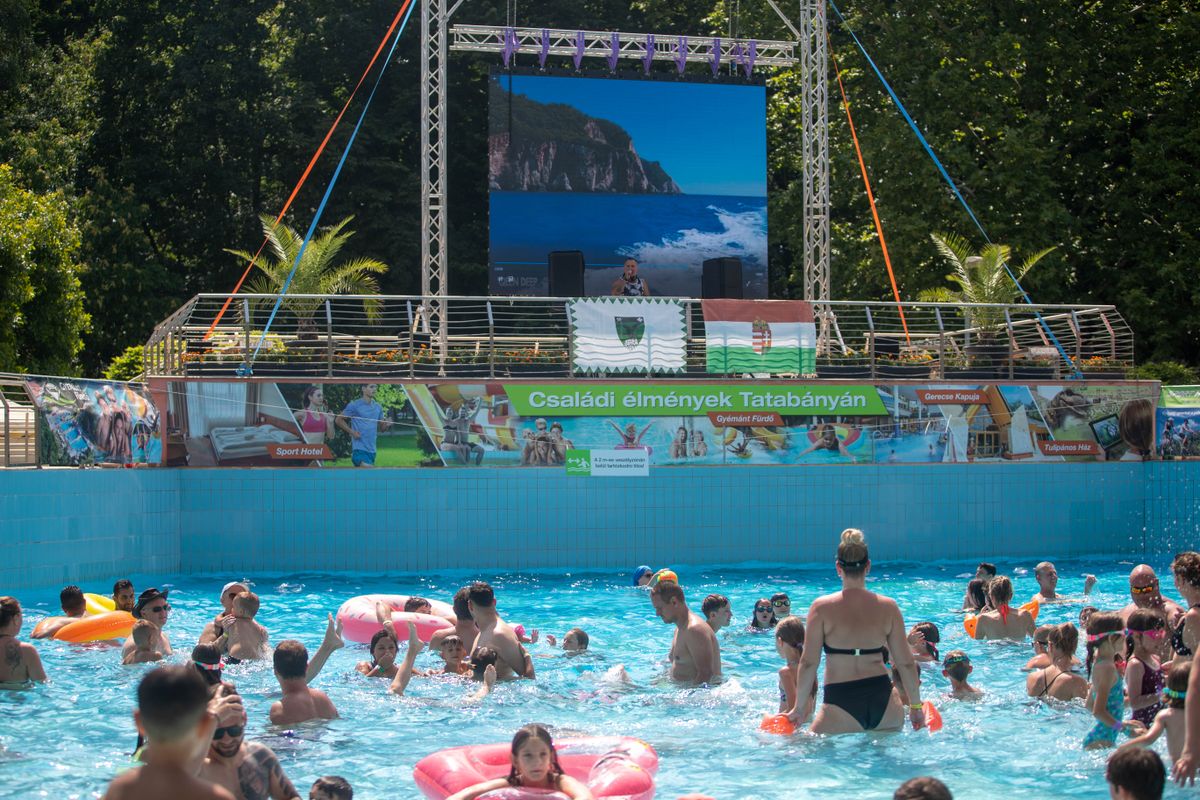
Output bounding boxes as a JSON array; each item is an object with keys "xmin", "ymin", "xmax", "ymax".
[{"xmin": 1, "ymin": 559, "xmax": 1189, "ymax": 799}]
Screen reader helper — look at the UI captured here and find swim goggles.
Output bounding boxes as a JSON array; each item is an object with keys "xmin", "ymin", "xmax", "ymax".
[
  {"xmin": 1164, "ymin": 688, "xmax": 1187, "ymax": 701},
  {"xmin": 195, "ymin": 659, "xmax": 224, "ymax": 671},
  {"xmin": 942, "ymin": 654, "xmax": 969, "ymax": 666},
  {"xmin": 1125, "ymin": 628, "xmax": 1166, "ymax": 639},
  {"xmin": 1086, "ymin": 631, "xmax": 1125, "ymax": 643}
]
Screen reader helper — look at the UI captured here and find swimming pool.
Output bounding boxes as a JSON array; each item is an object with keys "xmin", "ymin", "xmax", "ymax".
[{"xmin": 1, "ymin": 559, "xmax": 1188, "ymax": 799}]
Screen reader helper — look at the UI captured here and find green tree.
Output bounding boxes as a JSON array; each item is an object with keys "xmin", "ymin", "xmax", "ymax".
[
  {"xmin": 0, "ymin": 163, "xmax": 90, "ymax": 374},
  {"xmin": 102, "ymin": 343, "xmax": 144, "ymax": 381}
]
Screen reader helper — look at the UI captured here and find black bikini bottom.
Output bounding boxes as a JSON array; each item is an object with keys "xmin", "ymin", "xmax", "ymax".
[{"xmin": 823, "ymin": 673, "xmax": 894, "ymax": 730}]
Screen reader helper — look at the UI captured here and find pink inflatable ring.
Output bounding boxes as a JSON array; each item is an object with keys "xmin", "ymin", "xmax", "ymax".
[{"xmin": 336, "ymin": 594, "xmax": 455, "ymax": 645}]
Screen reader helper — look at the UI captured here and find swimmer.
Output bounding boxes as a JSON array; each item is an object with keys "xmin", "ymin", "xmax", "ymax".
[
  {"xmin": 123, "ymin": 620, "xmax": 164, "ymax": 665},
  {"xmin": 191, "ymin": 644, "xmax": 228, "ymax": 691},
  {"xmin": 1124, "ymin": 660, "xmax": 1190, "ymax": 763},
  {"xmin": 1024, "ymin": 625, "xmax": 1055, "ymax": 670},
  {"xmin": 1169, "ymin": 552, "xmax": 1200, "ymax": 665},
  {"xmin": 356, "ymin": 630, "xmax": 399, "ymax": 678},
  {"xmin": 0, "ymin": 596, "xmax": 47, "ymax": 686},
  {"xmin": 513, "ymin": 624, "xmax": 539, "ymax": 645},
  {"xmin": 972, "ymin": 576, "xmax": 1036, "ymax": 640},
  {"xmin": 200, "ymin": 687, "xmax": 300, "ymax": 800},
  {"xmin": 1125, "ymin": 609, "xmax": 1167, "ymax": 729},
  {"xmin": 1121, "ymin": 565, "xmax": 1184, "ymax": 625},
  {"xmin": 749, "ymin": 598, "xmax": 777, "ymax": 631},
  {"xmin": 31, "ymin": 584, "xmax": 87, "ymax": 639},
  {"xmin": 219, "ymin": 591, "xmax": 269, "ymax": 661},
  {"xmin": 784, "ymin": 529, "xmax": 924, "ymax": 734},
  {"xmin": 113, "ymin": 579, "xmax": 136, "ymax": 613},
  {"xmin": 700, "ymin": 595, "xmax": 732, "ymax": 634},
  {"xmin": 908, "ymin": 622, "xmax": 940, "ymax": 663},
  {"xmin": 1084, "ymin": 612, "xmax": 1141, "ymax": 749},
  {"xmin": 961, "ymin": 563, "xmax": 995, "ymax": 610},
  {"xmin": 1079, "ymin": 605, "xmax": 1098, "ymax": 629},
  {"xmin": 299, "ymin": 614, "xmax": 346, "ymax": 683},
  {"xmin": 404, "ymin": 596, "xmax": 433, "ymax": 615},
  {"xmin": 123, "ymin": 588, "xmax": 173, "ymax": 660},
  {"xmin": 631, "ymin": 566, "xmax": 654, "ymax": 587},
  {"xmin": 1107, "ymin": 747, "xmax": 1165, "ymax": 800},
  {"xmin": 941, "ymin": 651, "xmax": 983, "ymax": 699},
  {"xmin": 445, "ymin": 724, "xmax": 592, "ymax": 800},
  {"xmin": 1030, "ymin": 561, "xmax": 1097, "ymax": 604},
  {"xmin": 310, "ymin": 776, "xmax": 353, "ymax": 800},
  {"xmin": 428, "ymin": 587, "xmax": 480, "ymax": 653},
  {"xmin": 893, "ymin": 777, "xmax": 952, "ymax": 800},
  {"xmin": 775, "ymin": 617, "xmax": 815, "ymax": 721},
  {"xmin": 465, "ymin": 582, "xmax": 533, "ymax": 679},
  {"xmin": 770, "ymin": 593, "xmax": 792, "ymax": 620},
  {"xmin": 199, "ymin": 582, "xmax": 251, "ymax": 647},
  {"xmin": 102, "ymin": 666, "xmax": 235, "ymax": 800},
  {"xmin": 269, "ymin": 640, "xmax": 338, "ymax": 725},
  {"xmin": 464, "ymin": 646, "xmax": 500, "ymax": 703},
  {"xmin": 1026, "ymin": 623, "xmax": 1088, "ymax": 701},
  {"xmin": 650, "ymin": 581, "xmax": 721, "ymax": 684},
  {"xmin": 544, "ymin": 628, "xmax": 589, "ymax": 653}
]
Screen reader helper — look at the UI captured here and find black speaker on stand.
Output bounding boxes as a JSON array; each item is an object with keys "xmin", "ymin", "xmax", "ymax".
[
  {"xmin": 701, "ymin": 257, "xmax": 744, "ymax": 299},
  {"xmin": 548, "ymin": 250, "xmax": 585, "ymax": 297}
]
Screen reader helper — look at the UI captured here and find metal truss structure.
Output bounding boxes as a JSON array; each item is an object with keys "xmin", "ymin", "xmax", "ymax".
[
  {"xmin": 797, "ymin": 0, "xmax": 832, "ymax": 348},
  {"xmin": 420, "ymin": 0, "xmax": 450, "ymax": 359}
]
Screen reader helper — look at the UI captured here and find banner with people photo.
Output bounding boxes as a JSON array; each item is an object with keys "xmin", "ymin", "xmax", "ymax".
[
  {"xmin": 1157, "ymin": 385, "xmax": 1200, "ymax": 459},
  {"xmin": 25, "ymin": 378, "xmax": 162, "ymax": 466},
  {"xmin": 149, "ymin": 379, "xmax": 1160, "ymax": 469},
  {"xmin": 568, "ymin": 297, "xmax": 686, "ymax": 374}
]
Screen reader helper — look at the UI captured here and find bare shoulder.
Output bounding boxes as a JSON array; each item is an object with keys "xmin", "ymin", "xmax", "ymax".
[{"xmin": 102, "ymin": 770, "xmax": 137, "ymax": 799}]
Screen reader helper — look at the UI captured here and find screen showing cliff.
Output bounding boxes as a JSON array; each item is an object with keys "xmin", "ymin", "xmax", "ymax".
[{"xmin": 488, "ymin": 72, "xmax": 767, "ymax": 297}]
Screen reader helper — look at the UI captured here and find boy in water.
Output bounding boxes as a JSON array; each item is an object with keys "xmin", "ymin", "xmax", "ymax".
[
  {"xmin": 1106, "ymin": 747, "xmax": 1165, "ymax": 800},
  {"xmin": 102, "ymin": 666, "xmax": 234, "ymax": 800},
  {"xmin": 310, "ymin": 776, "xmax": 353, "ymax": 800},
  {"xmin": 221, "ymin": 592, "xmax": 268, "ymax": 661},
  {"xmin": 941, "ymin": 651, "xmax": 983, "ymax": 699},
  {"xmin": 545, "ymin": 628, "xmax": 589, "ymax": 653},
  {"xmin": 122, "ymin": 620, "xmax": 164, "ymax": 665},
  {"xmin": 269, "ymin": 640, "xmax": 338, "ymax": 725}
]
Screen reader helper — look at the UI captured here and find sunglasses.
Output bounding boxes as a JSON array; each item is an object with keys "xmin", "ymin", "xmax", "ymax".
[
  {"xmin": 772, "ymin": 600, "xmax": 790, "ymax": 608},
  {"xmin": 1130, "ymin": 584, "xmax": 1158, "ymax": 595},
  {"xmin": 755, "ymin": 606, "xmax": 772, "ymax": 613},
  {"xmin": 147, "ymin": 604, "xmax": 170, "ymax": 613},
  {"xmin": 212, "ymin": 724, "xmax": 244, "ymax": 740}
]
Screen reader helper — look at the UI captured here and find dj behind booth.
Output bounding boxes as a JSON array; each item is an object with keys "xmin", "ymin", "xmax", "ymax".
[{"xmin": 547, "ymin": 250, "xmax": 744, "ymax": 299}]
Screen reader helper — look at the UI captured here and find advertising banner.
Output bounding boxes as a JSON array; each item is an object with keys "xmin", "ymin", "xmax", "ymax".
[
  {"xmin": 568, "ymin": 297, "xmax": 686, "ymax": 374},
  {"xmin": 1158, "ymin": 385, "xmax": 1200, "ymax": 458},
  {"xmin": 25, "ymin": 378, "xmax": 161, "ymax": 466},
  {"xmin": 702, "ymin": 299, "xmax": 816, "ymax": 375}
]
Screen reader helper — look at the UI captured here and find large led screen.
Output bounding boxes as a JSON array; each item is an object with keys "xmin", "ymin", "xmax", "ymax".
[{"xmin": 488, "ymin": 72, "xmax": 767, "ymax": 298}]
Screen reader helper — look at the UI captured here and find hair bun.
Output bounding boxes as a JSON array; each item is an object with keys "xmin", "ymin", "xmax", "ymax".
[{"xmin": 840, "ymin": 528, "xmax": 866, "ymax": 547}]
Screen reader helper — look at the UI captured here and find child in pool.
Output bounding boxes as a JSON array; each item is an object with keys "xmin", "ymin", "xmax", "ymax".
[
  {"xmin": 445, "ymin": 723, "xmax": 593, "ymax": 800},
  {"xmin": 221, "ymin": 592, "xmax": 269, "ymax": 661},
  {"xmin": 1024, "ymin": 625, "xmax": 1054, "ymax": 671},
  {"xmin": 309, "ymin": 775, "xmax": 353, "ymax": 800},
  {"xmin": 749, "ymin": 598, "xmax": 776, "ymax": 630},
  {"xmin": 941, "ymin": 651, "xmax": 983, "ymax": 699},
  {"xmin": 389, "ymin": 623, "xmax": 479, "ymax": 695},
  {"xmin": 908, "ymin": 621, "xmax": 940, "ymax": 663},
  {"xmin": 1027, "ymin": 623, "xmax": 1088, "ymax": 702},
  {"xmin": 775, "ymin": 617, "xmax": 815, "ymax": 721},
  {"xmin": 1084, "ymin": 612, "xmax": 1142, "ymax": 749},
  {"xmin": 1123, "ymin": 660, "xmax": 1190, "ymax": 763},
  {"xmin": 544, "ymin": 628, "xmax": 590, "ymax": 653},
  {"xmin": 355, "ymin": 630, "xmax": 399, "ymax": 678},
  {"xmin": 123, "ymin": 620, "xmax": 164, "ymax": 665},
  {"xmin": 1125, "ymin": 609, "xmax": 1167, "ymax": 728}
]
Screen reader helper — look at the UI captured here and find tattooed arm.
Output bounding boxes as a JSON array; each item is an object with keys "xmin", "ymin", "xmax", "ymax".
[{"xmin": 241, "ymin": 743, "xmax": 300, "ymax": 800}]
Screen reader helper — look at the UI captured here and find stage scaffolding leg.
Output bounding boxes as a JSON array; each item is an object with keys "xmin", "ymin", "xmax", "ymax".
[
  {"xmin": 799, "ymin": 0, "xmax": 831, "ymax": 351},
  {"xmin": 421, "ymin": 0, "xmax": 450, "ymax": 366}
]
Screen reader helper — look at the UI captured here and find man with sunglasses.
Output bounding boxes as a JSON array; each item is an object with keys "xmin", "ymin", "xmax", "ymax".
[
  {"xmin": 123, "ymin": 588, "xmax": 173, "ymax": 660},
  {"xmin": 1121, "ymin": 565, "xmax": 1184, "ymax": 625},
  {"xmin": 201, "ymin": 689, "xmax": 301, "ymax": 800}
]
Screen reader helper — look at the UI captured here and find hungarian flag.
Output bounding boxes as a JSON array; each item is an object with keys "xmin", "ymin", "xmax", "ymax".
[
  {"xmin": 568, "ymin": 297, "xmax": 686, "ymax": 374},
  {"xmin": 702, "ymin": 299, "xmax": 817, "ymax": 374}
]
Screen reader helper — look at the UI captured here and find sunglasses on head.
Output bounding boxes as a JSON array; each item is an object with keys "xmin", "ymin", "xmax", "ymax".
[
  {"xmin": 1130, "ymin": 583, "xmax": 1158, "ymax": 594},
  {"xmin": 212, "ymin": 724, "xmax": 244, "ymax": 740}
]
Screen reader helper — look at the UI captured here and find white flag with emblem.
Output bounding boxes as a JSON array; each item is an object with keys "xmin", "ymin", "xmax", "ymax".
[{"xmin": 568, "ymin": 297, "xmax": 686, "ymax": 374}]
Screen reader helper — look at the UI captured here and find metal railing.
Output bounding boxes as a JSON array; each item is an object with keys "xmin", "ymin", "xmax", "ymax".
[
  {"xmin": 144, "ymin": 294, "xmax": 1135, "ymax": 380},
  {"xmin": 0, "ymin": 377, "xmax": 40, "ymax": 467}
]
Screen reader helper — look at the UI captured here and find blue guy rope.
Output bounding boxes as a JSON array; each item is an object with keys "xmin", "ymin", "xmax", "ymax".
[
  {"xmin": 828, "ymin": 0, "xmax": 1083, "ymax": 377},
  {"xmin": 243, "ymin": 0, "xmax": 417, "ymax": 372}
]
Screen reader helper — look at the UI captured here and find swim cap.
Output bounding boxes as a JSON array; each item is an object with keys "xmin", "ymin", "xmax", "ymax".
[
  {"xmin": 222, "ymin": 581, "xmax": 250, "ymax": 596},
  {"xmin": 631, "ymin": 566, "xmax": 653, "ymax": 586},
  {"xmin": 650, "ymin": 569, "xmax": 679, "ymax": 587}
]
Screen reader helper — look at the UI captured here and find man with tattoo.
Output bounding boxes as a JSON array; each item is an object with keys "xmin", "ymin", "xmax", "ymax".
[
  {"xmin": 201, "ymin": 689, "xmax": 301, "ymax": 800},
  {"xmin": 0, "ymin": 596, "xmax": 47, "ymax": 687}
]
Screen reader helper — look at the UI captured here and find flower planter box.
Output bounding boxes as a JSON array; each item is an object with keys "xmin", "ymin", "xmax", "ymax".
[
  {"xmin": 875, "ymin": 364, "xmax": 932, "ymax": 379},
  {"xmin": 817, "ymin": 364, "xmax": 872, "ymax": 379}
]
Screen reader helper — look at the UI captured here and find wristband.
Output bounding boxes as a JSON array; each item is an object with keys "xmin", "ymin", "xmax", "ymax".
[{"xmin": 909, "ymin": 703, "xmax": 923, "ymax": 710}]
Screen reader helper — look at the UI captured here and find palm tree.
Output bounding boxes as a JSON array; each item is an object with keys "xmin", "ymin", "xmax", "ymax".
[{"xmin": 227, "ymin": 215, "xmax": 387, "ymax": 338}]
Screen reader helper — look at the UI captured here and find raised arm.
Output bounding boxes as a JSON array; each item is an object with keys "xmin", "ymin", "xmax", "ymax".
[
  {"xmin": 389, "ymin": 621, "xmax": 423, "ymax": 695},
  {"xmin": 305, "ymin": 614, "xmax": 344, "ymax": 683}
]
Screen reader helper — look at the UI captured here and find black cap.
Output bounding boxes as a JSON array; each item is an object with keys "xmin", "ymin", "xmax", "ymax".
[{"xmin": 133, "ymin": 588, "xmax": 168, "ymax": 619}]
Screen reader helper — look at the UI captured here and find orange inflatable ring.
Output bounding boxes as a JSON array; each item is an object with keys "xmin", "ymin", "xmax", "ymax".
[
  {"xmin": 54, "ymin": 610, "xmax": 135, "ymax": 643},
  {"xmin": 923, "ymin": 701, "xmax": 943, "ymax": 733},
  {"xmin": 1021, "ymin": 598, "xmax": 1040, "ymax": 623},
  {"xmin": 760, "ymin": 714, "xmax": 795, "ymax": 735},
  {"xmin": 963, "ymin": 616, "xmax": 978, "ymax": 639}
]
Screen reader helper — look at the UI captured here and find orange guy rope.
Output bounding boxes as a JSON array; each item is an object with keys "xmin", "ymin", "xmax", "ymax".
[
  {"xmin": 829, "ymin": 38, "xmax": 911, "ymax": 345},
  {"xmin": 204, "ymin": 0, "xmax": 415, "ymax": 340}
]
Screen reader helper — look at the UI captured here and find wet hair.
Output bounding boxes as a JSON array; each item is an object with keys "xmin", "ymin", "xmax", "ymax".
[
  {"xmin": 776, "ymin": 616, "xmax": 805, "ymax": 649},
  {"xmin": 836, "ymin": 528, "xmax": 868, "ymax": 575},
  {"xmin": 131, "ymin": 619, "xmax": 156, "ymax": 648},
  {"xmin": 987, "ymin": 575, "xmax": 1014, "ymax": 606},
  {"xmin": 893, "ymin": 776, "xmax": 952, "ymax": 800},
  {"xmin": 1033, "ymin": 624, "xmax": 1053, "ymax": 649},
  {"xmin": 977, "ymin": 562, "xmax": 997, "ymax": 578},
  {"xmin": 0, "ymin": 596, "xmax": 19, "ymax": 629},
  {"xmin": 232, "ymin": 591, "xmax": 259, "ymax": 618},
  {"xmin": 191, "ymin": 643, "xmax": 223, "ymax": 686},
  {"xmin": 137, "ymin": 665, "xmax": 210, "ymax": 741},
  {"xmin": 439, "ymin": 634, "xmax": 464, "ymax": 652},
  {"xmin": 1172, "ymin": 551, "xmax": 1200, "ymax": 589},
  {"xmin": 1106, "ymin": 746, "xmax": 1164, "ymax": 800},
  {"xmin": 369, "ymin": 629, "xmax": 397, "ymax": 658},
  {"xmin": 403, "ymin": 596, "xmax": 431, "ymax": 613},
  {"xmin": 310, "ymin": 776, "xmax": 354, "ymax": 800},
  {"xmin": 60, "ymin": 585, "xmax": 85, "ymax": 614},
  {"xmin": 701, "ymin": 594, "xmax": 730, "ymax": 618},
  {"xmin": 1085, "ymin": 612, "xmax": 1124, "ymax": 676},
  {"xmin": 1079, "ymin": 606, "xmax": 1098, "ymax": 627},
  {"xmin": 565, "ymin": 628, "xmax": 589, "ymax": 650},
  {"xmin": 1119, "ymin": 398, "xmax": 1155, "ymax": 457},
  {"xmin": 770, "ymin": 592, "xmax": 791, "ymax": 607},
  {"xmin": 965, "ymin": 579, "xmax": 988, "ymax": 612},
  {"xmin": 942, "ymin": 650, "xmax": 971, "ymax": 681},
  {"xmin": 113, "ymin": 579, "xmax": 133, "ymax": 597},
  {"xmin": 1165, "ymin": 660, "xmax": 1190, "ymax": 709},
  {"xmin": 750, "ymin": 598, "xmax": 777, "ymax": 629},
  {"xmin": 273, "ymin": 639, "xmax": 309, "ymax": 680},
  {"xmin": 912, "ymin": 621, "xmax": 940, "ymax": 661},
  {"xmin": 1048, "ymin": 622, "xmax": 1079, "ymax": 661},
  {"xmin": 650, "ymin": 581, "xmax": 685, "ymax": 605},
  {"xmin": 506, "ymin": 724, "xmax": 564, "ymax": 788},
  {"xmin": 467, "ymin": 581, "xmax": 496, "ymax": 610},
  {"xmin": 471, "ymin": 646, "xmax": 499, "ymax": 680},
  {"xmin": 452, "ymin": 587, "xmax": 473, "ymax": 621}
]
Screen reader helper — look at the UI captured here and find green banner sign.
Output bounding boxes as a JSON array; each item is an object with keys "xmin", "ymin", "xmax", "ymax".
[
  {"xmin": 1161, "ymin": 386, "xmax": 1200, "ymax": 408},
  {"xmin": 505, "ymin": 384, "xmax": 887, "ymax": 416}
]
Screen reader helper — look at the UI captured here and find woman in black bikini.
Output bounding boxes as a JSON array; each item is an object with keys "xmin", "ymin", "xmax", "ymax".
[
  {"xmin": 784, "ymin": 528, "xmax": 924, "ymax": 733},
  {"xmin": 1170, "ymin": 552, "xmax": 1200, "ymax": 663},
  {"xmin": 1025, "ymin": 622, "xmax": 1088, "ymax": 701}
]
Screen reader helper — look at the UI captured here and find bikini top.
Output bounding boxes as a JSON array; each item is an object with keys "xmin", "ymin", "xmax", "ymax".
[
  {"xmin": 1037, "ymin": 668, "xmax": 1070, "ymax": 697},
  {"xmin": 823, "ymin": 644, "xmax": 887, "ymax": 657},
  {"xmin": 1171, "ymin": 605, "xmax": 1200, "ymax": 657}
]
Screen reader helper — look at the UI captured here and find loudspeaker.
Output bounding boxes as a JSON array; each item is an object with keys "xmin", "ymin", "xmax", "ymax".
[
  {"xmin": 548, "ymin": 250, "xmax": 585, "ymax": 297},
  {"xmin": 701, "ymin": 257, "xmax": 744, "ymax": 299}
]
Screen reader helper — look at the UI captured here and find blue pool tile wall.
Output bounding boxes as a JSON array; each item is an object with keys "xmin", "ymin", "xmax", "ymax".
[{"xmin": 1, "ymin": 463, "xmax": 1195, "ymax": 590}]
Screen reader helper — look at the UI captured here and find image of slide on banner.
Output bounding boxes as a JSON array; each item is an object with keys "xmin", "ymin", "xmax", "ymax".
[{"xmin": 565, "ymin": 448, "xmax": 649, "ymax": 477}]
